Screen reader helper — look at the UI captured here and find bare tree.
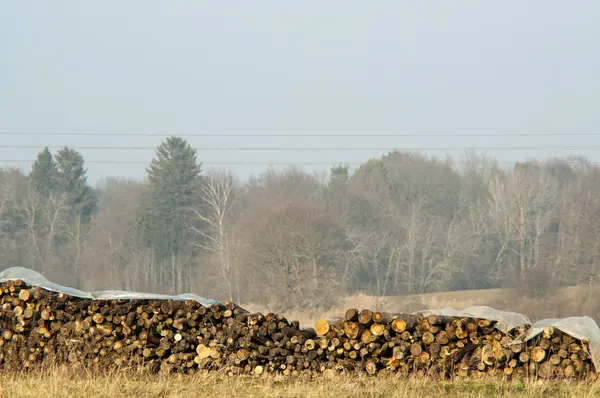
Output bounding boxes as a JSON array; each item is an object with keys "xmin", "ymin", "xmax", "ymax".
[
  {"xmin": 234, "ymin": 169, "xmax": 346, "ymax": 310},
  {"xmin": 0, "ymin": 169, "xmax": 26, "ymax": 267},
  {"xmin": 553, "ymin": 167, "xmax": 600, "ymax": 286},
  {"xmin": 19, "ymin": 186, "xmax": 71, "ymax": 277},
  {"xmin": 487, "ymin": 167, "xmax": 560, "ymax": 290},
  {"xmin": 390, "ymin": 202, "xmax": 453, "ymax": 295},
  {"xmin": 241, "ymin": 198, "xmax": 345, "ymax": 310},
  {"xmin": 453, "ymin": 198, "xmax": 506, "ymax": 289},
  {"xmin": 191, "ymin": 169, "xmax": 238, "ymax": 301},
  {"xmin": 80, "ymin": 178, "xmax": 147, "ymax": 291}
]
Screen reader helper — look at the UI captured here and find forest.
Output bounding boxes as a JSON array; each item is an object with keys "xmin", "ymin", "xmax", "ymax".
[{"xmin": 0, "ymin": 137, "xmax": 598, "ymax": 312}]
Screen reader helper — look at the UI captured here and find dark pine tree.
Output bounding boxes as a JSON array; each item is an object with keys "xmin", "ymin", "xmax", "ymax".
[
  {"xmin": 54, "ymin": 147, "xmax": 98, "ymax": 220},
  {"xmin": 138, "ymin": 137, "xmax": 203, "ymax": 261},
  {"xmin": 29, "ymin": 147, "xmax": 59, "ymax": 197}
]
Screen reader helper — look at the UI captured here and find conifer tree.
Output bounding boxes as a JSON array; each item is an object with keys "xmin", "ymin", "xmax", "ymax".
[
  {"xmin": 28, "ymin": 147, "xmax": 58, "ymax": 197},
  {"xmin": 138, "ymin": 137, "xmax": 203, "ymax": 261},
  {"xmin": 54, "ymin": 147, "xmax": 98, "ymax": 219}
]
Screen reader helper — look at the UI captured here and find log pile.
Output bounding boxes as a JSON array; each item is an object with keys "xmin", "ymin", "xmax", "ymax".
[
  {"xmin": 0, "ymin": 279, "xmax": 319, "ymax": 376},
  {"xmin": 515, "ymin": 326, "xmax": 596, "ymax": 379},
  {"xmin": 312, "ymin": 310, "xmax": 597, "ymax": 380},
  {"xmin": 312, "ymin": 310, "xmax": 521, "ymax": 378},
  {"xmin": 0, "ymin": 278, "xmax": 597, "ymax": 380}
]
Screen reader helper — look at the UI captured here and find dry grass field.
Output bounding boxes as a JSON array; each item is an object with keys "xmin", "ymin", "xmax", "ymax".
[{"xmin": 0, "ymin": 369, "xmax": 599, "ymax": 398}]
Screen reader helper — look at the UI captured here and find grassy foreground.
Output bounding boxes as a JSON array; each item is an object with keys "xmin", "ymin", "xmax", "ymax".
[{"xmin": 0, "ymin": 370, "xmax": 599, "ymax": 398}]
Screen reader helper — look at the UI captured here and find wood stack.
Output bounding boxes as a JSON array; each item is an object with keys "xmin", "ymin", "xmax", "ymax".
[
  {"xmin": 513, "ymin": 326, "xmax": 596, "ymax": 380},
  {"xmin": 0, "ymin": 278, "xmax": 597, "ymax": 380},
  {"xmin": 0, "ymin": 279, "xmax": 316, "ymax": 375},
  {"xmin": 310, "ymin": 309, "xmax": 597, "ymax": 380}
]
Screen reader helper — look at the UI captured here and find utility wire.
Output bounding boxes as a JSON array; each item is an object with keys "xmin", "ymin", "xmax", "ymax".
[
  {"xmin": 1, "ymin": 132, "xmax": 600, "ymax": 138},
  {"xmin": 0, "ymin": 159, "xmax": 596, "ymax": 166},
  {"xmin": 0, "ymin": 144, "xmax": 599, "ymax": 151}
]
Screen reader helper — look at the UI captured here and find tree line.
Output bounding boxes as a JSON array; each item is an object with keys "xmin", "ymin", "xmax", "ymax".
[{"xmin": 0, "ymin": 137, "xmax": 598, "ymax": 311}]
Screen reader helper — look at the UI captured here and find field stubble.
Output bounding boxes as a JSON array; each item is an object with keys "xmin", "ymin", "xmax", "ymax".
[{"xmin": 0, "ymin": 368, "xmax": 599, "ymax": 398}]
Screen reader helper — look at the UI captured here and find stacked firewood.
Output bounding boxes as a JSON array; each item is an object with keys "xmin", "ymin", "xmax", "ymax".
[
  {"xmin": 0, "ymin": 279, "xmax": 597, "ymax": 379},
  {"xmin": 0, "ymin": 279, "xmax": 320, "ymax": 376},
  {"xmin": 514, "ymin": 326, "xmax": 596, "ymax": 379},
  {"xmin": 311, "ymin": 309, "xmax": 597, "ymax": 379},
  {"xmin": 312, "ymin": 310, "xmax": 520, "ymax": 378}
]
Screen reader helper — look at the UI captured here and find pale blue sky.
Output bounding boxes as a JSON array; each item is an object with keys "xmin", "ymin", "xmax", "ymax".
[{"xmin": 1, "ymin": 1, "xmax": 599, "ymax": 184}]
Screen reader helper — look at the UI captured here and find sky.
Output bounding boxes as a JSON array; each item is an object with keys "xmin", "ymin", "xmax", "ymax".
[{"xmin": 1, "ymin": 1, "xmax": 600, "ymax": 185}]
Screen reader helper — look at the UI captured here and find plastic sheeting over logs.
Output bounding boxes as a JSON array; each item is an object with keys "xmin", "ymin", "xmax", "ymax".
[
  {"xmin": 417, "ymin": 305, "xmax": 532, "ymax": 335},
  {"xmin": 0, "ymin": 267, "xmax": 220, "ymax": 308},
  {"xmin": 514, "ymin": 316, "xmax": 600, "ymax": 371}
]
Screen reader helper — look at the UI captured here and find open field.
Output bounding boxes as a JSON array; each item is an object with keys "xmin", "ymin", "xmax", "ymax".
[
  {"xmin": 1, "ymin": 370, "xmax": 600, "ymax": 398},
  {"xmin": 241, "ymin": 285, "xmax": 600, "ymax": 328}
]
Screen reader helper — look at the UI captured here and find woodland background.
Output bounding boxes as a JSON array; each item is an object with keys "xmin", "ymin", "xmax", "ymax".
[{"xmin": 1, "ymin": 138, "xmax": 599, "ymax": 313}]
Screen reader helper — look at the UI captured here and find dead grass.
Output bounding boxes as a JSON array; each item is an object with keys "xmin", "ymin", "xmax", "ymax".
[
  {"xmin": 1, "ymin": 369, "xmax": 599, "ymax": 398},
  {"xmin": 242, "ymin": 285, "xmax": 600, "ymax": 328}
]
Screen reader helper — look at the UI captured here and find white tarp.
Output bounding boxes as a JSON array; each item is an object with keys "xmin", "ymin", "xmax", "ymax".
[
  {"xmin": 416, "ymin": 305, "xmax": 532, "ymax": 334},
  {"xmin": 0, "ymin": 267, "xmax": 92, "ymax": 299},
  {"xmin": 514, "ymin": 316, "xmax": 600, "ymax": 371},
  {"xmin": 0, "ymin": 266, "xmax": 220, "ymax": 308}
]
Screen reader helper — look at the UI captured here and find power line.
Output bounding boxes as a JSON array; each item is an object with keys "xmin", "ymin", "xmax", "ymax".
[
  {"xmin": 0, "ymin": 144, "xmax": 599, "ymax": 151},
  {"xmin": 0, "ymin": 160, "xmax": 457, "ymax": 165},
  {"xmin": 0, "ymin": 159, "xmax": 596, "ymax": 166},
  {"xmin": 1, "ymin": 132, "xmax": 600, "ymax": 138}
]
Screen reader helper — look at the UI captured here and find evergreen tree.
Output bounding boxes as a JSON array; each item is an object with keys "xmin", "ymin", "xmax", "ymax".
[
  {"xmin": 29, "ymin": 147, "xmax": 59, "ymax": 196},
  {"xmin": 139, "ymin": 137, "xmax": 203, "ymax": 261},
  {"xmin": 329, "ymin": 164, "xmax": 349, "ymax": 187},
  {"xmin": 54, "ymin": 147, "xmax": 98, "ymax": 219}
]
